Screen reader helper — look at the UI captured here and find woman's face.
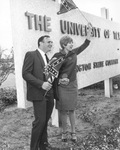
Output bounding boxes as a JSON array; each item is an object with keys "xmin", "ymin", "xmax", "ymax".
[{"xmin": 65, "ymin": 42, "xmax": 73, "ymax": 52}]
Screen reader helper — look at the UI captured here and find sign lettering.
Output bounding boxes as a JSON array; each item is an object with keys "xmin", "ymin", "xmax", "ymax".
[
  {"xmin": 77, "ymin": 59, "xmax": 119, "ymax": 72},
  {"xmin": 25, "ymin": 11, "xmax": 52, "ymax": 32}
]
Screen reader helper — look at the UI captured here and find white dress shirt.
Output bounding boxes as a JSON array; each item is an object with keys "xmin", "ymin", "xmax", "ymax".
[{"xmin": 38, "ymin": 48, "xmax": 47, "ymax": 65}]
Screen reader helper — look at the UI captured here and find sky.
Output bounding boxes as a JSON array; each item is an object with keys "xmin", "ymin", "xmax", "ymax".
[
  {"xmin": 0, "ymin": 0, "xmax": 12, "ymax": 49},
  {"xmin": 74, "ymin": 0, "xmax": 120, "ymax": 24},
  {"xmin": 0, "ymin": 0, "xmax": 120, "ymax": 49}
]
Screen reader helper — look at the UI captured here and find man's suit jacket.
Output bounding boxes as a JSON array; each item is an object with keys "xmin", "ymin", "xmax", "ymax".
[{"xmin": 22, "ymin": 50, "xmax": 47, "ymax": 101}]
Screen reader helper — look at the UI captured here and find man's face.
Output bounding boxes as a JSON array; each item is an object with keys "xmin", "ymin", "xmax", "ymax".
[{"xmin": 42, "ymin": 37, "xmax": 53, "ymax": 53}]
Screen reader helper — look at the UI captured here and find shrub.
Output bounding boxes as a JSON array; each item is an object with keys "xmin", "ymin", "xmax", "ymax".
[{"xmin": 0, "ymin": 88, "xmax": 17, "ymax": 106}]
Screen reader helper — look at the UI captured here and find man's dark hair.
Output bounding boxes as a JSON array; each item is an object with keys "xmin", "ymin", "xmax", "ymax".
[{"xmin": 38, "ymin": 35, "xmax": 50, "ymax": 47}]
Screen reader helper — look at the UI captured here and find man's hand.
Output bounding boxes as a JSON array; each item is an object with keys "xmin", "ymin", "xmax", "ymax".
[
  {"xmin": 59, "ymin": 78, "xmax": 69, "ymax": 85},
  {"xmin": 42, "ymin": 82, "xmax": 52, "ymax": 91}
]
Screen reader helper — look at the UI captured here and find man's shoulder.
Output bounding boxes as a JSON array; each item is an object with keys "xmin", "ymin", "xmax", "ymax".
[
  {"xmin": 25, "ymin": 50, "xmax": 38, "ymax": 57},
  {"xmin": 26, "ymin": 50, "xmax": 37, "ymax": 54},
  {"xmin": 24, "ymin": 50, "xmax": 38, "ymax": 60}
]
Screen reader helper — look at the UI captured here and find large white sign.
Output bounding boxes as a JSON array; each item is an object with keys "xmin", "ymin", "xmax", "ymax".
[{"xmin": 10, "ymin": 0, "xmax": 120, "ymax": 108}]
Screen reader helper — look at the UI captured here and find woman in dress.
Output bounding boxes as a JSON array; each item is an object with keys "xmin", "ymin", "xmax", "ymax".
[{"xmin": 52, "ymin": 23, "xmax": 92, "ymax": 142}]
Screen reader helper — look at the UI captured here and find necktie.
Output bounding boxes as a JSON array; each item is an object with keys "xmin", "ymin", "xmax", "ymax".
[{"xmin": 45, "ymin": 54, "xmax": 49, "ymax": 63}]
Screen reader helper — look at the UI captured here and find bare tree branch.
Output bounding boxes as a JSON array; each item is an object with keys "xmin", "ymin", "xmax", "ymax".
[{"xmin": 0, "ymin": 47, "xmax": 15, "ymax": 85}]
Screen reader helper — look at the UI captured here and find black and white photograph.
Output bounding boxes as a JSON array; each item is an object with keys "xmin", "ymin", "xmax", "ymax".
[{"xmin": 0, "ymin": 0, "xmax": 120, "ymax": 149}]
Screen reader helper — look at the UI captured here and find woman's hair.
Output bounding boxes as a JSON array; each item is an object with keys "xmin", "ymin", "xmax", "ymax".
[{"xmin": 60, "ymin": 35, "xmax": 73, "ymax": 49}]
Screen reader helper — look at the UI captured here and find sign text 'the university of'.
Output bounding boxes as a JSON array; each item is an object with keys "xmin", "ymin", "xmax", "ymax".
[{"xmin": 25, "ymin": 12, "xmax": 120, "ymax": 40}]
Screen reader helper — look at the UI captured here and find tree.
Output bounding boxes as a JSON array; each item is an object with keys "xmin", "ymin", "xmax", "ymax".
[{"xmin": 0, "ymin": 46, "xmax": 15, "ymax": 85}]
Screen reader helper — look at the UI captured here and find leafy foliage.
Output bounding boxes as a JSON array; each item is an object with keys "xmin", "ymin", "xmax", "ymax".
[{"xmin": 0, "ymin": 88, "xmax": 17, "ymax": 111}]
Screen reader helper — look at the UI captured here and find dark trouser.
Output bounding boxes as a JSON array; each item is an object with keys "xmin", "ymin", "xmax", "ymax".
[{"xmin": 30, "ymin": 95, "xmax": 54, "ymax": 150}]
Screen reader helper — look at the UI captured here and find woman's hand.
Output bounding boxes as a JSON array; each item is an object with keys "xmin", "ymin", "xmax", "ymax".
[{"xmin": 59, "ymin": 78, "xmax": 69, "ymax": 85}]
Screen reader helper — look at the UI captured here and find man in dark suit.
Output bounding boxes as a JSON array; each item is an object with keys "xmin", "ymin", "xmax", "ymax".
[{"xmin": 22, "ymin": 35, "xmax": 54, "ymax": 150}]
